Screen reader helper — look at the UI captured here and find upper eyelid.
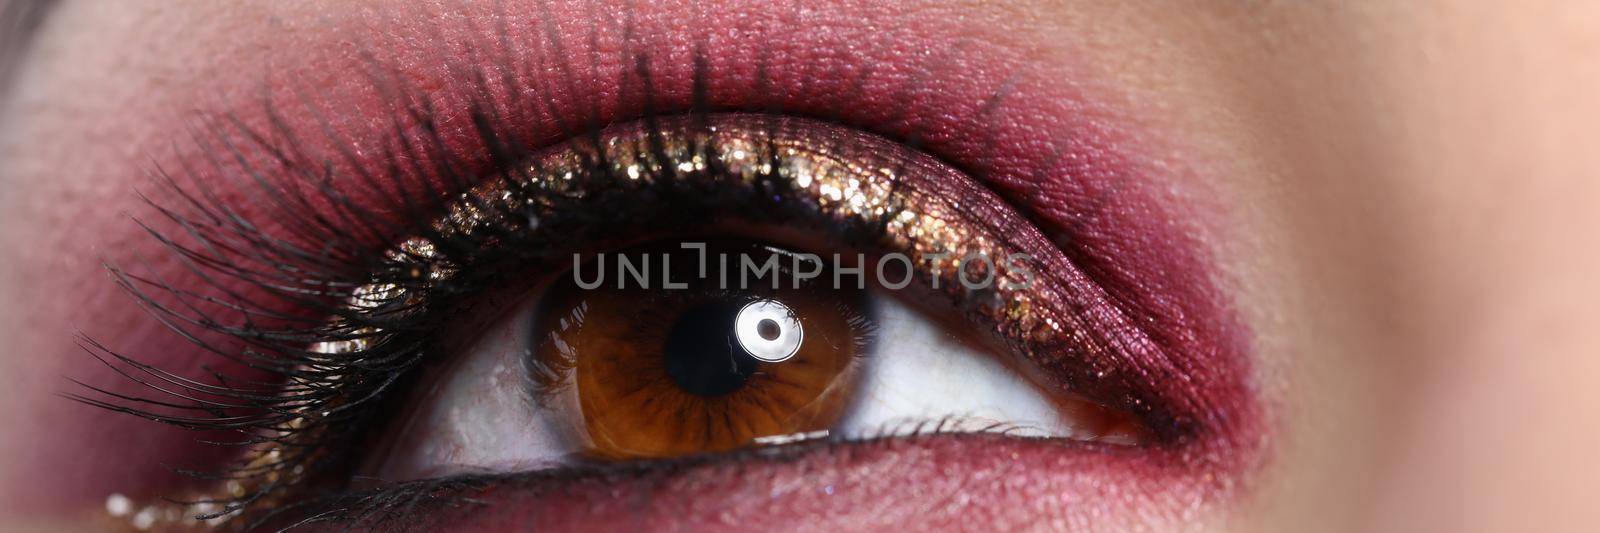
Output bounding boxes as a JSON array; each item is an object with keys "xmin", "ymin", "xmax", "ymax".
[{"xmin": 146, "ymin": 0, "xmax": 1246, "ymax": 450}]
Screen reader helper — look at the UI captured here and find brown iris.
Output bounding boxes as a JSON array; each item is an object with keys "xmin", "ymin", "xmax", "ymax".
[{"xmin": 529, "ymin": 239, "xmax": 874, "ymax": 460}]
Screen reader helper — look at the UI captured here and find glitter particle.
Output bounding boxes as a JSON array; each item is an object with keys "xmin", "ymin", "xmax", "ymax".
[{"xmin": 105, "ymin": 494, "xmax": 132, "ymax": 517}]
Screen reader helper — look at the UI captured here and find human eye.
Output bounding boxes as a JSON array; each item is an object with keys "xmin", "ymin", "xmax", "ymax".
[
  {"xmin": 62, "ymin": 3, "xmax": 1261, "ymax": 530},
  {"xmin": 365, "ymin": 116, "xmax": 1149, "ymax": 481}
]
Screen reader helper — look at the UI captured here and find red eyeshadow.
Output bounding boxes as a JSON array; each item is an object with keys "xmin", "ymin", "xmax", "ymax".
[{"xmin": 42, "ymin": 0, "xmax": 1262, "ymax": 524}]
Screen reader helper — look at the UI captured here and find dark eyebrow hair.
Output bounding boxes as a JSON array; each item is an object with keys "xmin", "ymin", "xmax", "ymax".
[{"xmin": 0, "ymin": 0, "xmax": 56, "ymax": 100}]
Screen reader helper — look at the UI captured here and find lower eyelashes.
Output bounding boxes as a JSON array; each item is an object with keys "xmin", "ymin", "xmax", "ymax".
[{"xmin": 84, "ymin": 112, "xmax": 1166, "ymax": 528}]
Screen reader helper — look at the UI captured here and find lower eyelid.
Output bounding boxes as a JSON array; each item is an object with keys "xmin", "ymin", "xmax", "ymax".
[{"xmin": 280, "ymin": 434, "xmax": 1202, "ymax": 531}]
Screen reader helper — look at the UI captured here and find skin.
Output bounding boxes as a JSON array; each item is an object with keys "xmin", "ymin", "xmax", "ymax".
[{"xmin": 2, "ymin": 0, "xmax": 1598, "ymax": 531}]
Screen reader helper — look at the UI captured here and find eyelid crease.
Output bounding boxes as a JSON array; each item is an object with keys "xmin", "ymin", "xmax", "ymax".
[{"xmin": 67, "ymin": 3, "xmax": 1262, "ymax": 528}]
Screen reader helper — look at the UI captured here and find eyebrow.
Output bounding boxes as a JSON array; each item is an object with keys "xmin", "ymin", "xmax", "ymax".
[{"xmin": 0, "ymin": 0, "xmax": 56, "ymax": 100}]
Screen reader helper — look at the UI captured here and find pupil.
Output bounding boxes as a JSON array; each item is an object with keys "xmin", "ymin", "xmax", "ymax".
[
  {"xmin": 756, "ymin": 318, "xmax": 782, "ymax": 341},
  {"xmin": 663, "ymin": 301, "xmax": 761, "ymax": 396}
]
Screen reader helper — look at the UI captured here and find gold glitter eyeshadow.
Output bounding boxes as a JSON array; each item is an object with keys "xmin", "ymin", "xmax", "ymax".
[{"xmin": 113, "ymin": 114, "xmax": 1070, "ymax": 530}]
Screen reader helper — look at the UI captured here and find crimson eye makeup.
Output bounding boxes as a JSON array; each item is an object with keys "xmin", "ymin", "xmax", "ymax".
[{"xmin": 59, "ymin": 2, "xmax": 1263, "ymax": 531}]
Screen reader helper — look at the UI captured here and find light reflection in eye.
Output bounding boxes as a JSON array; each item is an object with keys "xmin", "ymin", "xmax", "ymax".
[{"xmin": 733, "ymin": 300, "xmax": 803, "ymax": 364}]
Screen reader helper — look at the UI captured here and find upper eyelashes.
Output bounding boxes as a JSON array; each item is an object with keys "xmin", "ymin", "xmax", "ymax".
[{"xmin": 66, "ymin": 5, "xmax": 1262, "ymax": 528}]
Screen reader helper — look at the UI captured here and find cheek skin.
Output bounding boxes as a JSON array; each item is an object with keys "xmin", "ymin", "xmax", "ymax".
[{"xmin": 0, "ymin": 0, "xmax": 1261, "ymax": 526}]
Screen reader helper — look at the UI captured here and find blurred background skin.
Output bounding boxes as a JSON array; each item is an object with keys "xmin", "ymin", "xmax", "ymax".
[{"xmin": 1, "ymin": 1, "xmax": 1599, "ymax": 531}]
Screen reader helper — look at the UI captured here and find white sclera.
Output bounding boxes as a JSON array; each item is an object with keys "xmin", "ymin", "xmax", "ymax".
[{"xmin": 734, "ymin": 299, "xmax": 804, "ymax": 363}]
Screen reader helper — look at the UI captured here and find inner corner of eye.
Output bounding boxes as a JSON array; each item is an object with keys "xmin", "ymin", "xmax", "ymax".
[{"xmin": 364, "ymin": 236, "xmax": 1147, "ymax": 482}]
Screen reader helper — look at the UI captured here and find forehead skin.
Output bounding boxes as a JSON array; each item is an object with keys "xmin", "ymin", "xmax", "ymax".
[{"xmin": 3, "ymin": 0, "xmax": 1600, "ymax": 531}]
